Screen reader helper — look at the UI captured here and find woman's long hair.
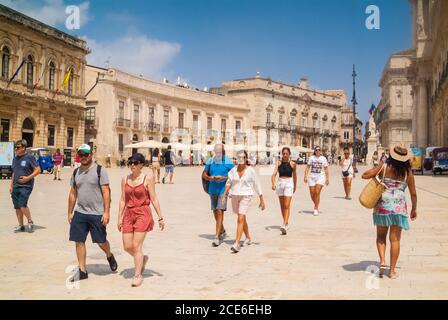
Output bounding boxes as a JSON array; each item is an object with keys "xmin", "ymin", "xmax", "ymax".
[
  {"xmin": 237, "ymin": 150, "xmax": 250, "ymax": 166},
  {"xmin": 281, "ymin": 147, "xmax": 291, "ymax": 161},
  {"xmin": 386, "ymin": 157, "xmax": 411, "ymax": 179},
  {"xmin": 153, "ymin": 148, "xmax": 159, "ymax": 157}
]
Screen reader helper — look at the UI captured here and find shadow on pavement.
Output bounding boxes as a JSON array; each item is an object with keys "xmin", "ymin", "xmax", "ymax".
[
  {"xmin": 265, "ymin": 226, "xmax": 280, "ymax": 231},
  {"xmin": 86, "ymin": 264, "xmax": 117, "ymax": 276},
  {"xmin": 119, "ymin": 268, "xmax": 163, "ymax": 279},
  {"xmin": 298, "ymin": 211, "xmax": 315, "ymax": 215},
  {"xmin": 198, "ymin": 234, "xmax": 216, "ymax": 240},
  {"xmin": 342, "ymin": 261, "xmax": 380, "ymax": 272},
  {"xmin": 332, "ymin": 196, "xmax": 348, "ymax": 199}
]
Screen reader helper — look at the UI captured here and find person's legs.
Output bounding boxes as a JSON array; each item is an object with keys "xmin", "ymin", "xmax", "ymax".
[
  {"xmin": 75, "ymin": 242, "xmax": 87, "ymax": 272},
  {"xmin": 346, "ymin": 177, "xmax": 352, "ymax": 198},
  {"xmin": 376, "ymin": 226, "xmax": 388, "ymax": 268},
  {"xmin": 389, "ymin": 225, "xmax": 402, "ymax": 277},
  {"xmin": 235, "ymin": 214, "xmax": 245, "ymax": 244},
  {"xmin": 21, "ymin": 207, "xmax": 33, "ymax": 223},
  {"xmin": 214, "ymin": 209, "xmax": 224, "ymax": 239},
  {"xmin": 132, "ymin": 232, "xmax": 147, "ymax": 277},
  {"xmin": 15, "ymin": 209, "xmax": 24, "ymax": 226},
  {"xmin": 243, "ymin": 218, "xmax": 250, "ymax": 240},
  {"xmin": 314, "ymin": 184, "xmax": 323, "ymax": 210},
  {"xmin": 123, "ymin": 233, "xmax": 134, "ymax": 256},
  {"xmin": 54, "ymin": 165, "xmax": 58, "ymax": 180},
  {"xmin": 283, "ymin": 196, "xmax": 292, "ymax": 225},
  {"xmin": 98, "ymin": 240, "xmax": 112, "ymax": 258},
  {"xmin": 309, "ymin": 186, "xmax": 316, "ymax": 206},
  {"xmin": 279, "ymin": 196, "xmax": 285, "ymax": 222},
  {"xmin": 342, "ymin": 178, "xmax": 348, "ymax": 198}
]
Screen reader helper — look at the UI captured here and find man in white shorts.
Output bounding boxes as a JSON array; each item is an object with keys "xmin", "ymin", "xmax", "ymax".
[{"xmin": 304, "ymin": 146, "xmax": 329, "ymax": 216}]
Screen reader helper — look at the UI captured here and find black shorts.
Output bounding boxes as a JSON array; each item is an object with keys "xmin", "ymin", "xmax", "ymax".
[
  {"xmin": 69, "ymin": 211, "xmax": 107, "ymax": 244},
  {"xmin": 11, "ymin": 186, "xmax": 33, "ymax": 209}
]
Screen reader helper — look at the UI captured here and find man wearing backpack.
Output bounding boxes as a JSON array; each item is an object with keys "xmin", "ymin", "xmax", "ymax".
[{"xmin": 67, "ymin": 144, "xmax": 117, "ymax": 281}]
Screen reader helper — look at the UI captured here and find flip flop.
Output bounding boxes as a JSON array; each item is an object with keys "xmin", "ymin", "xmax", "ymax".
[{"xmin": 379, "ymin": 265, "xmax": 387, "ymax": 277}]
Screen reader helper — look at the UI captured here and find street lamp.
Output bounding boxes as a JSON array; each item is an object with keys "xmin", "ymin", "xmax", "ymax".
[{"xmin": 351, "ymin": 65, "xmax": 358, "ymax": 173}]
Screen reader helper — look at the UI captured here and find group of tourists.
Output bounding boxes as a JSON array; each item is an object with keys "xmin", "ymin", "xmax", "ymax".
[{"xmin": 8, "ymin": 138, "xmax": 418, "ymax": 283}]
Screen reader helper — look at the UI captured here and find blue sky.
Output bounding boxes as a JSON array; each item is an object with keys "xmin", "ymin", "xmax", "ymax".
[{"xmin": 2, "ymin": 0, "xmax": 412, "ymax": 126}]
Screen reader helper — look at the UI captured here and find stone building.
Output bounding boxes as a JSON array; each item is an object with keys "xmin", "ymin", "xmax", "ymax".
[
  {"xmin": 376, "ymin": 50, "xmax": 414, "ymax": 149},
  {"xmin": 85, "ymin": 66, "xmax": 250, "ymax": 164},
  {"xmin": 407, "ymin": 0, "xmax": 448, "ymax": 148},
  {"xmin": 0, "ymin": 4, "xmax": 88, "ymax": 163},
  {"xmin": 210, "ymin": 74, "xmax": 347, "ymax": 158}
]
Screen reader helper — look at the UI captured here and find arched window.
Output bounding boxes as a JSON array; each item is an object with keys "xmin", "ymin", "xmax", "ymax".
[
  {"xmin": 1, "ymin": 46, "xmax": 10, "ymax": 80},
  {"xmin": 312, "ymin": 113, "xmax": 319, "ymax": 128},
  {"xmin": 48, "ymin": 62, "xmax": 55, "ymax": 90},
  {"xmin": 68, "ymin": 69, "xmax": 74, "ymax": 96},
  {"xmin": 26, "ymin": 55, "xmax": 34, "ymax": 87}
]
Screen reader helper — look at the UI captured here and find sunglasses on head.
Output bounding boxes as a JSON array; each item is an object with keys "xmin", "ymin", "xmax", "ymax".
[{"xmin": 77, "ymin": 152, "xmax": 90, "ymax": 158}]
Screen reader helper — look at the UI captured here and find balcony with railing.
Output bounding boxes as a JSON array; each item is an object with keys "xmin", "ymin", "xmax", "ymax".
[
  {"xmin": 266, "ymin": 122, "xmax": 276, "ymax": 129},
  {"xmin": 322, "ymin": 129, "xmax": 331, "ymax": 136},
  {"xmin": 278, "ymin": 123, "xmax": 289, "ymax": 131},
  {"xmin": 144, "ymin": 122, "xmax": 161, "ymax": 132},
  {"xmin": 297, "ymin": 126, "xmax": 314, "ymax": 135},
  {"xmin": 116, "ymin": 117, "xmax": 131, "ymax": 128},
  {"xmin": 85, "ymin": 118, "xmax": 99, "ymax": 135},
  {"xmin": 132, "ymin": 121, "xmax": 141, "ymax": 130}
]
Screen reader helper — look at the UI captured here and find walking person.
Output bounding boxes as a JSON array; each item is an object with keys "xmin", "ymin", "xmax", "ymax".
[
  {"xmin": 53, "ymin": 148, "xmax": 64, "ymax": 181},
  {"xmin": 362, "ymin": 145, "xmax": 417, "ymax": 279},
  {"xmin": 162, "ymin": 145, "xmax": 175, "ymax": 184},
  {"xmin": 202, "ymin": 143, "xmax": 234, "ymax": 247},
  {"xmin": 222, "ymin": 150, "xmax": 265, "ymax": 253},
  {"xmin": 10, "ymin": 139, "xmax": 40, "ymax": 233},
  {"xmin": 304, "ymin": 146, "xmax": 329, "ymax": 216},
  {"xmin": 271, "ymin": 147, "xmax": 297, "ymax": 235},
  {"xmin": 151, "ymin": 148, "xmax": 161, "ymax": 183},
  {"xmin": 117, "ymin": 153, "xmax": 165, "ymax": 287},
  {"xmin": 339, "ymin": 147, "xmax": 355, "ymax": 200},
  {"xmin": 67, "ymin": 144, "xmax": 118, "ymax": 282}
]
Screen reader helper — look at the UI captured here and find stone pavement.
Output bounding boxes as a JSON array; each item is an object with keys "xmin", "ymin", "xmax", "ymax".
[{"xmin": 0, "ymin": 164, "xmax": 447, "ymax": 300}]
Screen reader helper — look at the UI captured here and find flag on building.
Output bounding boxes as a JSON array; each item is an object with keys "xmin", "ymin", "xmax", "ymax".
[
  {"xmin": 368, "ymin": 103, "xmax": 376, "ymax": 115},
  {"xmin": 60, "ymin": 68, "xmax": 72, "ymax": 89},
  {"xmin": 6, "ymin": 58, "xmax": 26, "ymax": 88},
  {"xmin": 32, "ymin": 61, "xmax": 50, "ymax": 93}
]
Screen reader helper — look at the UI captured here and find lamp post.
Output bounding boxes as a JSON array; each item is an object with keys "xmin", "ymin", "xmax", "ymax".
[{"xmin": 351, "ymin": 65, "xmax": 358, "ymax": 173}]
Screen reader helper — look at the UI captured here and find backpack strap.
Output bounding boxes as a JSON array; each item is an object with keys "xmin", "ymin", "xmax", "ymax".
[{"xmin": 96, "ymin": 165, "xmax": 102, "ymax": 187}]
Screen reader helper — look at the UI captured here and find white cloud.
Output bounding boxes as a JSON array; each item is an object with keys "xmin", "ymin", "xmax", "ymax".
[
  {"xmin": 0, "ymin": 0, "xmax": 91, "ymax": 28},
  {"xmin": 84, "ymin": 35, "xmax": 181, "ymax": 80}
]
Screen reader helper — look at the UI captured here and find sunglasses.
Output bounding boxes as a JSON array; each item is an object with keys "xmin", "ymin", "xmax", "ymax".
[
  {"xmin": 77, "ymin": 152, "xmax": 90, "ymax": 158},
  {"xmin": 14, "ymin": 146, "xmax": 24, "ymax": 149},
  {"xmin": 128, "ymin": 160, "xmax": 142, "ymax": 166},
  {"xmin": 315, "ymin": 149, "xmax": 321, "ymax": 152}
]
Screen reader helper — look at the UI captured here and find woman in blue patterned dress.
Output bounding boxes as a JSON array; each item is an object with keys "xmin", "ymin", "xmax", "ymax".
[{"xmin": 362, "ymin": 145, "xmax": 417, "ymax": 279}]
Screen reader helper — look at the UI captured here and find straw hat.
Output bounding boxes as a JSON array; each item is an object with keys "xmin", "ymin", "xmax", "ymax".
[{"xmin": 389, "ymin": 144, "xmax": 412, "ymax": 162}]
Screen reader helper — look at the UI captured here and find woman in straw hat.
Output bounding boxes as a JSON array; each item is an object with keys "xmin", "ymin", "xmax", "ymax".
[{"xmin": 362, "ymin": 145, "xmax": 417, "ymax": 279}]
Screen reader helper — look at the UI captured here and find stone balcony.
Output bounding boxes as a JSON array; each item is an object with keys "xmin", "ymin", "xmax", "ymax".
[{"xmin": 115, "ymin": 117, "xmax": 131, "ymax": 128}]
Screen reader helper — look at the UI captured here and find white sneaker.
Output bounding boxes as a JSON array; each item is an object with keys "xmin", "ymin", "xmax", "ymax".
[
  {"xmin": 212, "ymin": 238, "xmax": 221, "ymax": 247},
  {"xmin": 243, "ymin": 238, "xmax": 252, "ymax": 246},
  {"xmin": 280, "ymin": 225, "xmax": 287, "ymax": 235},
  {"xmin": 230, "ymin": 243, "xmax": 241, "ymax": 253},
  {"xmin": 313, "ymin": 210, "xmax": 319, "ymax": 216}
]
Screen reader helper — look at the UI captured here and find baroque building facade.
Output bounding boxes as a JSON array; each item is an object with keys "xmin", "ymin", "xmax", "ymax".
[{"xmin": 0, "ymin": 4, "xmax": 88, "ymax": 163}]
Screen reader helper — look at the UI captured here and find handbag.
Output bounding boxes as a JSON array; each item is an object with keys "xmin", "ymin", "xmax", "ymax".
[
  {"xmin": 342, "ymin": 159, "xmax": 352, "ymax": 177},
  {"xmin": 359, "ymin": 164, "xmax": 387, "ymax": 209},
  {"xmin": 202, "ymin": 161, "xmax": 212, "ymax": 194}
]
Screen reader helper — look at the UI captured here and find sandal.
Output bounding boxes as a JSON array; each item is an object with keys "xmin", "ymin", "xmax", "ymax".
[
  {"xmin": 379, "ymin": 265, "xmax": 387, "ymax": 277},
  {"xmin": 388, "ymin": 271, "xmax": 399, "ymax": 279}
]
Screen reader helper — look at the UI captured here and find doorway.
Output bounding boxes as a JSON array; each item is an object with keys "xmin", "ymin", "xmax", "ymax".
[{"xmin": 22, "ymin": 118, "xmax": 34, "ymax": 147}]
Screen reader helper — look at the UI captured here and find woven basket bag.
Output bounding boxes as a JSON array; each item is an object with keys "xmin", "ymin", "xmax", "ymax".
[{"xmin": 359, "ymin": 164, "xmax": 387, "ymax": 209}]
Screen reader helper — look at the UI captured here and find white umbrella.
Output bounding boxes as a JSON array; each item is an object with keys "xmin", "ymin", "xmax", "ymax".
[
  {"xmin": 124, "ymin": 140, "xmax": 165, "ymax": 149},
  {"xmin": 170, "ymin": 142, "xmax": 190, "ymax": 151}
]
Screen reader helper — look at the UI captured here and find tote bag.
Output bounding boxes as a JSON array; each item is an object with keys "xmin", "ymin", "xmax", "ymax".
[{"xmin": 359, "ymin": 164, "xmax": 387, "ymax": 209}]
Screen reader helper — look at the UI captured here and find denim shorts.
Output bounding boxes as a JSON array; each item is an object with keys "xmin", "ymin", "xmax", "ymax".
[
  {"xmin": 210, "ymin": 194, "xmax": 227, "ymax": 211},
  {"xmin": 11, "ymin": 186, "xmax": 33, "ymax": 209},
  {"xmin": 165, "ymin": 165, "xmax": 174, "ymax": 173},
  {"xmin": 69, "ymin": 211, "xmax": 107, "ymax": 244}
]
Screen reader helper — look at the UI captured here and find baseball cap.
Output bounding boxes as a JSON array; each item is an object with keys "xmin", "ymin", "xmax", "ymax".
[
  {"xmin": 128, "ymin": 153, "xmax": 146, "ymax": 164},
  {"xmin": 77, "ymin": 144, "xmax": 92, "ymax": 153}
]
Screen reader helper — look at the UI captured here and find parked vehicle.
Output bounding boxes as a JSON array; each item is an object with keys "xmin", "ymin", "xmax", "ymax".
[
  {"xmin": 410, "ymin": 147, "xmax": 424, "ymax": 175},
  {"xmin": 29, "ymin": 148, "xmax": 54, "ymax": 174},
  {"xmin": 0, "ymin": 142, "xmax": 14, "ymax": 179},
  {"xmin": 423, "ymin": 146, "xmax": 442, "ymax": 171},
  {"xmin": 432, "ymin": 147, "xmax": 448, "ymax": 175}
]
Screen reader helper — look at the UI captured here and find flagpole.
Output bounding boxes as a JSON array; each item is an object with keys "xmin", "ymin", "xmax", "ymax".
[{"xmin": 6, "ymin": 58, "xmax": 26, "ymax": 89}]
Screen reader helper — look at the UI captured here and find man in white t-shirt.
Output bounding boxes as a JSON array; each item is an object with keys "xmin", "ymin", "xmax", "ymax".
[{"xmin": 304, "ymin": 146, "xmax": 329, "ymax": 216}]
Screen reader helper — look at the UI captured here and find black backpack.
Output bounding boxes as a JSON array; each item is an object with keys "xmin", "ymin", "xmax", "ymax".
[{"xmin": 72, "ymin": 165, "xmax": 111, "ymax": 204}]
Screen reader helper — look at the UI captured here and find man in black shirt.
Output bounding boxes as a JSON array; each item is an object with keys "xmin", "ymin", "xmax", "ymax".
[{"xmin": 162, "ymin": 145, "xmax": 175, "ymax": 184}]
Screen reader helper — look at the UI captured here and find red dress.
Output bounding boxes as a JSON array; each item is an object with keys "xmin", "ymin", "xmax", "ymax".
[{"xmin": 122, "ymin": 175, "xmax": 154, "ymax": 233}]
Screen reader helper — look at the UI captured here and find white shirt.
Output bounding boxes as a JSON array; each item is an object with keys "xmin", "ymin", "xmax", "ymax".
[
  {"xmin": 341, "ymin": 156, "xmax": 354, "ymax": 174},
  {"xmin": 307, "ymin": 155, "xmax": 328, "ymax": 177},
  {"xmin": 226, "ymin": 166, "xmax": 262, "ymax": 196}
]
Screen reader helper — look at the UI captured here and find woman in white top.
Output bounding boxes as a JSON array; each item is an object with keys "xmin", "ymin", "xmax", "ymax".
[
  {"xmin": 151, "ymin": 148, "xmax": 161, "ymax": 184},
  {"xmin": 222, "ymin": 150, "xmax": 265, "ymax": 253},
  {"xmin": 339, "ymin": 147, "xmax": 355, "ymax": 200},
  {"xmin": 304, "ymin": 146, "xmax": 329, "ymax": 216}
]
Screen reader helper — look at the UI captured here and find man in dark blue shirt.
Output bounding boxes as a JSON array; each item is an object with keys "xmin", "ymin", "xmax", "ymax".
[{"xmin": 10, "ymin": 140, "xmax": 40, "ymax": 233}]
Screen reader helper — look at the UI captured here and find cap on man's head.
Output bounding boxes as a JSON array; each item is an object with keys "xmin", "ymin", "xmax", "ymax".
[{"xmin": 77, "ymin": 144, "xmax": 92, "ymax": 153}]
